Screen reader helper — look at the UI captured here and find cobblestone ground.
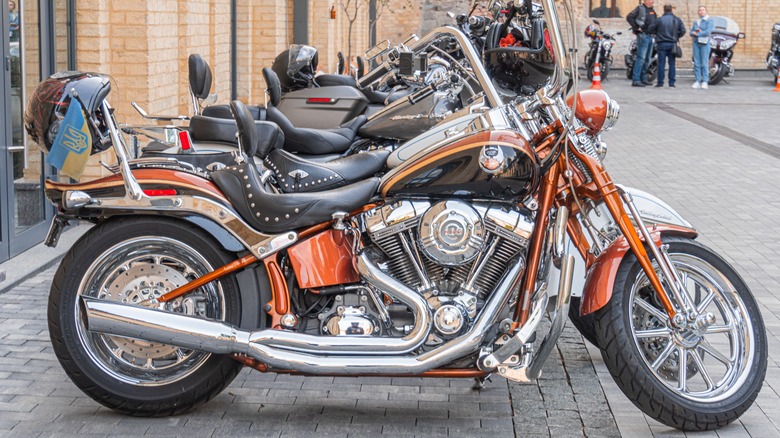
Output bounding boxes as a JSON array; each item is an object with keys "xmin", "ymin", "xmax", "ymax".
[
  {"xmin": 590, "ymin": 74, "xmax": 780, "ymax": 437},
  {"xmin": 1, "ymin": 75, "xmax": 779, "ymax": 438},
  {"xmin": 0, "ymin": 264, "xmax": 617, "ymax": 437}
]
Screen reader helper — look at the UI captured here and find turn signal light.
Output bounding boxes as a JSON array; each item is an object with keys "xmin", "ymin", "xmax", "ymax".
[
  {"xmin": 178, "ymin": 130, "xmax": 193, "ymax": 151},
  {"xmin": 307, "ymin": 98, "xmax": 336, "ymax": 104}
]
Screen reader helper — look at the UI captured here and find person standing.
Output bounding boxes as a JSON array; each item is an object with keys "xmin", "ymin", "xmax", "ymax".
[
  {"xmin": 690, "ymin": 5, "xmax": 713, "ymax": 89},
  {"xmin": 627, "ymin": 0, "xmax": 658, "ymax": 87},
  {"xmin": 8, "ymin": 1, "xmax": 20, "ymax": 42},
  {"xmin": 649, "ymin": 4, "xmax": 686, "ymax": 87}
]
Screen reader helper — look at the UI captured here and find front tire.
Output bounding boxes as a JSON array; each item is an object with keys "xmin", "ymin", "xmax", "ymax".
[
  {"xmin": 48, "ymin": 217, "xmax": 244, "ymax": 416},
  {"xmin": 594, "ymin": 237, "xmax": 767, "ymax": 431},
  {"xmin": 709, "ymin": 62, "xmax": 727, "ymax": 85}
]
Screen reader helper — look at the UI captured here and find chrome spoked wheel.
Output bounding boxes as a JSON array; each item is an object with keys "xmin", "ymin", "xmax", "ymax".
[
  {"xmin": 629, "ymin": 253, "xmax": 753, "ymax": 403},
  {"xmin": 596, "ymin": 237, "xmax": 767, "ymax": 431},
  {"xmin": 48, "ymin": 217, "xmax": 244, "ymax": 415},
  {"xmin": 76, "ymin": 237, "xmax": 225, "ymax": 385}
]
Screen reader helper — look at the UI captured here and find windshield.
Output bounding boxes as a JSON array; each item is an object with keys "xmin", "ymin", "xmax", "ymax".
[
  {"xmin": 287, "ymin": 45, "xmax": 318, "ymax": 78},
  {"xmin": 710, "ymin": 16, "xmax": 740, "ymax": 35}
]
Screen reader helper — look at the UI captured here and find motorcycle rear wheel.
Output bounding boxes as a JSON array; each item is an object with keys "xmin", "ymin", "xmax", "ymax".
[
  {"xmin": 594, "ymin": 237, "xmax": 767, "ymax": 431},
  {"xmin": 48, "ymin": 217, "xmax": 244, "ymax": 416}
]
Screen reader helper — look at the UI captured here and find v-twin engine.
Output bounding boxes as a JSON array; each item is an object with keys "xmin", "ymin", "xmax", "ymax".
[{"xmin": 363, "ymin": 200, "xmax": 535, "ymax": 341}]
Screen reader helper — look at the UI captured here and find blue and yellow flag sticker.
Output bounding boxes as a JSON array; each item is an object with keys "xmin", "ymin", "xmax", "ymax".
[{"xmin": 47, "ymin": 97, "xmax": 92, "ymax": 180}]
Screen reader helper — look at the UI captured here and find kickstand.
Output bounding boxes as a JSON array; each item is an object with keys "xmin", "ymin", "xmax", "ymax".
[{"xmin": 473, "ymin": 375, "xmax": 492, "ymax": 390}]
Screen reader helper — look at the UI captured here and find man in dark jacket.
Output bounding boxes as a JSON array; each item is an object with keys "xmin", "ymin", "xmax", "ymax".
[
  {"xmin": 627, "ymin": 0, "xmax": 658, "ymax": 86},
  {"xmin": 649, "ymin": 4, "xmax": 686, "ymax": 87}
]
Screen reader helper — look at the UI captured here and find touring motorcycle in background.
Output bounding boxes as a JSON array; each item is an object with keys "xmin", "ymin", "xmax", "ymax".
[
  {"xmin": 706, "ymin": 16, "xmax": 746, "ymax": 85},
  {"xmin": 26, "ymin": 0, "xmax": 766, "ymax": 431},
  {"xmin": 766, "ymin": 22, "xmax": 780, "ymax": 81}
]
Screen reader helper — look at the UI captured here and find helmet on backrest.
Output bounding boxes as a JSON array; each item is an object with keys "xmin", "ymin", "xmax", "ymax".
[{"xmin": 24, "ymin": 71, "xmax": 112, "ymax": 155}]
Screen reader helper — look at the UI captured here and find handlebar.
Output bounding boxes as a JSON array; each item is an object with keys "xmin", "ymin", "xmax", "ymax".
[{"xmin": 357, "ymin": 61, "xmax": 391, "ymax": 89}]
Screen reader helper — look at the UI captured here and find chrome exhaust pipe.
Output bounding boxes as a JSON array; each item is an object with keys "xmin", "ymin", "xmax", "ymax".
[
  {"xmin": 82, "ymin": 259, "xmax": 524, "ymax": 375},
  {"xmin": 244, "ymin": 249, "xmax": 431, "ymax": 355},
  {"xmin": 84, "ymin": 249, "xmax": 431, "ymax": 356}
]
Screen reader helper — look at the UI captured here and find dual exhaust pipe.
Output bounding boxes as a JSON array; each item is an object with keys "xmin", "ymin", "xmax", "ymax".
[{"xmin": 81, "ymin": 252, "xmax": 525, "ymax": 375}]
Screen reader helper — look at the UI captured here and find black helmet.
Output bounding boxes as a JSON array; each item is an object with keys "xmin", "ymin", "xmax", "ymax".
[
  {"xmin": 271, "ymin": 45, "xmax": 319, "ymax": 92},
  {"xmin": 25, "ymin": 71, "xmax": 111, "ymax": 155}
]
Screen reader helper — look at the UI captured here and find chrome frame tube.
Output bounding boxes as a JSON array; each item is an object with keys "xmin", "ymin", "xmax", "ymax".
[
  {"xmin": 81, "ymin": 259, "xmax": 524, "ymax": 374},
  {"xmin": 103, "ymin": 101, "xmax": 143, "ymax": 201}
]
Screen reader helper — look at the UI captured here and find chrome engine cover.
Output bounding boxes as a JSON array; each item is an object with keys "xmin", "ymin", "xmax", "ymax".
[{"xmin": 418, "ymin": 200, "xmax": 485, "ymax": 266}]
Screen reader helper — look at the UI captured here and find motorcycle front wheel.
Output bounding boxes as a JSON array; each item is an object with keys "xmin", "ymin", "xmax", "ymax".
[
  {"xmin": 595, "ymin": 237, "xmax": 767, "ymax": 431},
  {"xmin": 48, "ymin": 217, "xmax": 244, "ymax": 416},
  {"xmin": 709, "ymin": 61, "xmax": 727, "ymax": 85}
]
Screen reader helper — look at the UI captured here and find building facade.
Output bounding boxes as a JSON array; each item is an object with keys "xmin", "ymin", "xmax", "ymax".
[{"xmin": 0, "ymin": 0, "xmax": 776, "ymax": 262}]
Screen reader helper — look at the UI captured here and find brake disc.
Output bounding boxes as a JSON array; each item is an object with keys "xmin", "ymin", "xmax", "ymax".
[{"xmin": 104, "ymin": 262, "xmax": 189, "ymax": 359}]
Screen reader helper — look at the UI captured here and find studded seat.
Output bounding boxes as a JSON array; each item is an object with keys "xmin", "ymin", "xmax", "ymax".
[
  {"xmin": 209, "ymin": 101, "xmax": 380, "ymax": 233},
  {"xmin": 264, "ymin": 148, "xmax": 390, "ymax": 193}
]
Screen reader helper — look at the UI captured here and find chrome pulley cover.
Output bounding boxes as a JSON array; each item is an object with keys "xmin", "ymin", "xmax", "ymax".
[
  {"xmin": 418, "ymin": 200, "xmax": 485, "ymax": 266},
  {"xmin": 433, "ymin": 303, "xmax": 468, "ymax": 338}
]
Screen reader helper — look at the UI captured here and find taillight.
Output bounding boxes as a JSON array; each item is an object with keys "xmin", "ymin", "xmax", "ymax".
[
  {"xmin": 306, "ymin": 97, "xmax": 336, "ymax": 104},
  {"xmin": 143, "ymin": 189, "xmax": 178, "ymax": 197}
]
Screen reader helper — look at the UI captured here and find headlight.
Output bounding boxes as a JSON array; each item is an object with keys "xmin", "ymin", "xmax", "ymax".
[
  {"xmin": 719, "ymin": 39, "xmax": 736, "ymax": 50},
  {"xmin": 709, "ymin": 39, "xmax": 718, "ymax": 48},
  {"xmin": 566, "ymin": 89, "xmax": 620, "ymax": 134}
]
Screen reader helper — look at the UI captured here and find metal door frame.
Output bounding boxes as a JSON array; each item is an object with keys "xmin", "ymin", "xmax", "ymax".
[{"xmin": 1, "ymin": 0, "xmax": 70, "ymax": 262}]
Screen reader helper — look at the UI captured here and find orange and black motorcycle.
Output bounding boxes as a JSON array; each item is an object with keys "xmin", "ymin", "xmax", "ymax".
[{"xmin": 28, "ymin": 0, "xmax": 765, "ymax": 430}]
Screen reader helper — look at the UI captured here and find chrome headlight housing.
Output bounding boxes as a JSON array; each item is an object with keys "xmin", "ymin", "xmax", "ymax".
[
  {"xmin": 719, "ymin": 39, "xmax": 737, "ymax": 50},
  {"xmin": 603, "ymin": 97, "xmax": 620, "ymax": 132}
]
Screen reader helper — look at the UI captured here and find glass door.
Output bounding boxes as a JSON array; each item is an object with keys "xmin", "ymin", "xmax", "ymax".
[{"xmin": 1, "ymin": 0, "xmax": 72, "ymax": 262}]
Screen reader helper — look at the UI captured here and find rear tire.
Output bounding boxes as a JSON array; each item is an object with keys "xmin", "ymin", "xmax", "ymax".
[
  {"xmin": 594, "ymin": 237, "xmax": 767, "ymax": 431},
  {"xmin": 646, "ymin": 58, "xmax": 658, "ymax": 83},
  {"xmin": 48, "ymin": 217, "xmax": 244, "ymax": 416}
]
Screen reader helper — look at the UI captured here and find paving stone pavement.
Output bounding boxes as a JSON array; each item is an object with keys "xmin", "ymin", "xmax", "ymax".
[{"xmin": 0, "ymin": 76, "xmax": 778, "ymax": 437}]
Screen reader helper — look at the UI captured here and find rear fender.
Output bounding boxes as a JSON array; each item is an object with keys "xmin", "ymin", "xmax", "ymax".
[
  {"xmin": 580, "ymin": 224, "xmax": 698, "ymax": 315},
  {"xmin": 45, "ymin": 168, "xmax": 297, "ymax": 259}
]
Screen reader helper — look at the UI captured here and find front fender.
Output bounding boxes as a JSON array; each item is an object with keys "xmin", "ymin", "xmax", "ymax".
[{"xmin": 580, "ymin": 224, "xmax": 697, "ymax": 315}]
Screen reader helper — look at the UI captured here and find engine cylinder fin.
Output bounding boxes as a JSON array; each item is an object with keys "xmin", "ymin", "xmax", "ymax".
[{"xmin": 471, "ymin": 233, "xmax": 526, "ymax": 296}]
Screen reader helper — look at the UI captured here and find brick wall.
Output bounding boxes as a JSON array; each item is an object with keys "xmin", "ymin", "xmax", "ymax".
[{"xmin": 376, "ymin": 0, "xmax": 775, "ymax": 70}]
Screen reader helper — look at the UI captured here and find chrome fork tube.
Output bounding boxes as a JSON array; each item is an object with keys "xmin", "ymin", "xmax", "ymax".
[{"xmin": 619, "ymin": 188, "xmax": 697, "ymax": 319}]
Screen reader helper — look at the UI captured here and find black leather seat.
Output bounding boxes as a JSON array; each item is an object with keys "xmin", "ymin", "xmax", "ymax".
[
  {"xmin": 265, "ymin": 148, "xmax": 389, "ymax": 193},
  {"xmin": 210, "ymin": 101, "xmax": 379, "ymax": 233},
  {"xmin": 189, "ymin": 114, "xmax": 283, "ymax": 151},
  {"xmin": 263, "ymin": 68, "xmax": 367, "ymax": 155}
]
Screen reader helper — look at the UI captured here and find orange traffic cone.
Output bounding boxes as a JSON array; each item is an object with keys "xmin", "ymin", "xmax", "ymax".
[
  {"xmin": 773, "ymin": 68, "xmax": 780, "ymax": 92},
  {"xmin": 590, "ymin": 61, "xmax": 603, "ymax": 90}
]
